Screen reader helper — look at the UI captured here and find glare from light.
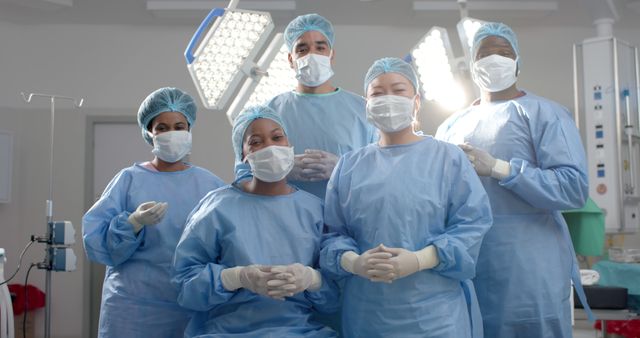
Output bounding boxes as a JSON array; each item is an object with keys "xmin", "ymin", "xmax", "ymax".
[
  {"xmin": 457, "ymin": 17, "xmax": 486, "ymax": 61},
  {"xmin": 411, "ymin": 27, "xmax": 466, "ymax": 110},
  {"xmin": 462, "ymin": 19, "xmax": 482, "ymax": 49},
  {"xmin": 437, "ymin": 81, "xmax": 467, "ymax": 111},
  {"xmin": 188, "ymin": 9, "xmax": 273, "ymax": 110},
  {"xmin": 244, "ymin": 43, "xmax": 297, "ymax": 108}
]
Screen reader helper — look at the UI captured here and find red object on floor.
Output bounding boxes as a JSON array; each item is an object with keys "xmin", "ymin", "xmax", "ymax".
[
  {"xmin": 595, "ymin": 319, "xmax": 640, "ymax": 338},
  {"xmin": 7, "ymin": 284, "xmax": 45, "ymax": 315}
]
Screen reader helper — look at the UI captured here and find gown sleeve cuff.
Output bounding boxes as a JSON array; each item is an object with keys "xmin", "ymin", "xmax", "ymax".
[{"xmin": 498, "ymin": 158, "xmax": 526, "ymax": 185}]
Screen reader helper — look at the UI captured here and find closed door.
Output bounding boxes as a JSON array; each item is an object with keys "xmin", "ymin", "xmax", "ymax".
[{"xmin": 86, "ymin": 119, "xmax": 150, "ymax": 338}]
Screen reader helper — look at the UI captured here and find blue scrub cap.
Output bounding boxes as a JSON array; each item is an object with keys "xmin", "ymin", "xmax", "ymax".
[
  {"xmin": 231, "ymin": 105, "xmax": 287, "ymax": 163},
  {"xmin": 363, "ymin": 57, "xmax": 419, "ymax": 95},
  {"xmin": 472, "ymin": 22, "xmax": 520, "ymax": 64},
  {"xmin": 284, "ymin": 13, "xmax": 335, "ymax": 52},
  {"xmin": 137, "ymin": 87, "xmax": 197, "ymax": 145}
]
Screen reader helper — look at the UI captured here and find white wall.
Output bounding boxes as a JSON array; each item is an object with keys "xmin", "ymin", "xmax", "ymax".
[{"xmin": 1, "ymin": 17, "xmax": 640, "ymax": 338}]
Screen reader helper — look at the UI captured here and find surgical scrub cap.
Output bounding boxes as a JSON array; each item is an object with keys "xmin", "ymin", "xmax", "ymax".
[
  {"xmin": 472, "ymin": 22, "xmax": 520, "ymax": 64},
  {"xmin": 137, "ymin": 87, "xmax": 197, "ymax": 145},
  {"xmin": 231, "ymin": 105, "xmax": 287, "ymax": 163},
  {"xmin": 284, "ymin": 13, "xmax": 335, "ymax": 51},
  {"xmin": 363, "ymin": 57, "xmax": 419, "ymax": 95}
]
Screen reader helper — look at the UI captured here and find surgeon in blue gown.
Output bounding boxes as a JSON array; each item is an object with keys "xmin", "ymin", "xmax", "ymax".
[
  {"xmin": 172, "ymin": 105, "xmax": 339, "ymax": 338},
  {"xmin": 436, "ymin": 22, "xmax": 591, "ymax": 338},
  {"xmin": 252, "ymin": 13, "xmax": 377, "ymax": 199},
  {"xmin": 320, "ymin": 57, "xmax": 493, "ymax": 338},
  {"xmin": 82, "ymin": 87, "xmax": 225, "ymax": 338}
]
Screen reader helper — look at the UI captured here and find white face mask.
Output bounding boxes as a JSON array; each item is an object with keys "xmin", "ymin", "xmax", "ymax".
[
  {"xmin": 471, "ymin": 54, "xmax": 518, "ymax": 93},
  {"xmin": 295, "ymin": 53, "xmax": 334, "ymax": 87},
  {"xmin": 366, "ymin": 95, "xmax": 416, "ymax": 133},
  {"xmin": 244, "ymin": 145, "xmax": 294, "ymax": 183},
  {"xmin": 151, "ymin": 130, "xmax": 192, "ymax": 163}
]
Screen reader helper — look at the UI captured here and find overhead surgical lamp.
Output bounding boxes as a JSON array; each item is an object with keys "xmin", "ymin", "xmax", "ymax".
[
  {"xmin": 185, "ymin": 0, "xmax": 274, "ymax": 110},
  {"xmin": 225, "ymin": 33, "xmax": 298, "ymax": 123},
  {"xmin": 410, "ymin": 27, "xmax": 467, "ymax": 110},
  {"xmin": 408, "ymin": 13, "xmax": 486, "ymax": 111},
  {"xmin": 456, "ymin": 16, "xmax": 486, "ymax": 61}
]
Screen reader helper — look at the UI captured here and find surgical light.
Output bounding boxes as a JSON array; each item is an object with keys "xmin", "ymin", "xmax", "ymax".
[
  {"xmin": 185, "ymin": 5, "xmax": 274, "ymax": 110},
  {"xmin": 410, "ymin": 27, "xmax": 467, "ymax": 110},
  {"xmin": 226, "ymin": 33, "xmax": 297, "ymax": 123},
  {"xmin": 456, "ymin": 17, "xmax": 487, "ymax": 61}
]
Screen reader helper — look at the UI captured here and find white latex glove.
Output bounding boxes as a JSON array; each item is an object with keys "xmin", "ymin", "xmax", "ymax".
[
  {"xmin": 287, "ymin": 154, "xmax": 310, "ymax": 181},
  {"xmin": 220, "ymin": 265, "xmax": 277, "ymax": 298},
  {"xmin": 266, "ymin": 263, "xmax": 322, "ymax": 299},
  {"xmin": 458, "ymin": 143, "xmax": 511, "ymax": 180},
  {"xmin": 378, "ymin": 245, "xmax": 439, "ymax": 281},
  {"xmin": 127, "ymin": 201, "xmax": 168, "ymax": 234},
  {"xmin": 288, "ymin": 149, "xmax": 339, "ymax": 182},
  {"xmin": 340, "ymin": 245, "xmax": 395, "ymax": 282}
]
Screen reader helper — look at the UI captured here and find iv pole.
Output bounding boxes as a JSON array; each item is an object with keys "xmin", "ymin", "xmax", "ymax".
[{"xmin": 21, "ymin": 92, "xmax": 84, "ymax": 338}]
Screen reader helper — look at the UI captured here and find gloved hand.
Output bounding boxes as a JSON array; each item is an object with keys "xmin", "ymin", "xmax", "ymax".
[
  {"xmin": 220, "ymin": 265, "xmax": 276, "ymax": 298},
  {"xmin": 287, "ymin": 154, "xmax": 310, "ymax": 181},
  {"xmin": 458, "ymin": 143, "xmax": 511, "ymax": 180},
  {"xmin": 378, "ymin": 245, "xmax": 439, "ymax": 281},
  {"xmin": 287, "ymin": 149, "xmax": 339, "ymax": 182},
  {"xmin": 266, "ymin": 263, "xmax": 322, "ymax": 299},
  {"xmin": 127, "ymin": 201, "xmax": 168, "ymax": 234},
  {"xmin": 340, "ymin": 244, "xmax": 395, "ymax": 282}
]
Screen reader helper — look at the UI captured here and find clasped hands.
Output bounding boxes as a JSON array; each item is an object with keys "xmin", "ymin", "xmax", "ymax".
[
  {"xmin": 341, "ymin": 244, "xmax": 438, "ymax": 283},
  {"xmin": 221, "ymin": 263, "xmax": 321, "ymax": 301}
]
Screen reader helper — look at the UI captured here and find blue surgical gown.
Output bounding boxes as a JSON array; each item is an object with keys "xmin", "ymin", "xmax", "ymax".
[
  {"xmin": 82, "ymin": 163, "xmax": 224, "ymax": 338},
  {"xmin": 320, "ymin": 136, "xmax": 493, "ymax": 338},
  {"xmin": 436, "ymin": 91, "xmax": 589, "ymax": 338},
  {"xmin": 265, "ymin": 88, "xmax": 378, "ymax": 198},
  {"xmin": 172, "ymin": 181, "xmax": 339, "ymax": 338}
]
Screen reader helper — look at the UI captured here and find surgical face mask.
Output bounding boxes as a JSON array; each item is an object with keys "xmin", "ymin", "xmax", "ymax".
[
  {"xmin": 366, "ymin": 95, "xmax": 416, "ymax": 133},
  {"xmin": 244, "ymin": 145, "xmax": 294, "ymax": 183},
  {"xmin": 295, "ymin": 53, "xmax": 334, "ymax": 87},
  {"xmin": 471, "ymin": 54, "xmax": 518, "ymax": 92},
  {"xmin": 150, "ymin": 130, "xmax": 192, "ymax": 163}
]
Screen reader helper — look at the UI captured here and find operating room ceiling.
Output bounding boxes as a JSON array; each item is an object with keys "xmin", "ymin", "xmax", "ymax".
[{"xmin": 0, "ymin": 0, "xmax": 638, "ymax": 29}]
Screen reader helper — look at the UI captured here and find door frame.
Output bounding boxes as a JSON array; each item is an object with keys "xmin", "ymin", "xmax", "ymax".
[{"xmin": 83, "ymin": 115, "xmax": 137, "ymax": 338}]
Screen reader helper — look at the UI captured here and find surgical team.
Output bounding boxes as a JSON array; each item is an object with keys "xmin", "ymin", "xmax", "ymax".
[{"xmin": 82, "ymin": 12, "xmax": 589, "ymax": 338}]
